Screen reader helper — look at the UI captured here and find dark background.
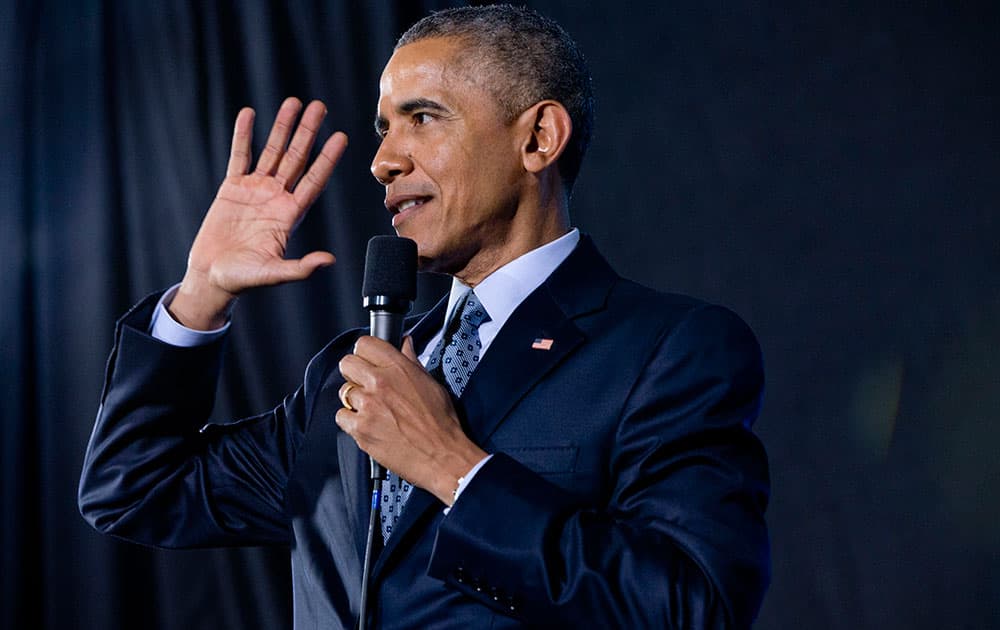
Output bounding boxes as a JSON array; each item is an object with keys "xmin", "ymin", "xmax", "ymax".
[{"xmin": 2, "ymin": 1, "xmax": 997, "ymax": 628}]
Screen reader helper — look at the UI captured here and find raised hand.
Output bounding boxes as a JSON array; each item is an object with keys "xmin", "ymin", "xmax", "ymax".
[{"xmin": 171, "ymin": 97, "xmax": 348, "ymax": 330}]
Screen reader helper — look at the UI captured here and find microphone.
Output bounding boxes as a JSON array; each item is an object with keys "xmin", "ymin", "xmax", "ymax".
[
  {"xmin": 361, "ymin": 235, "xmax": 417, "ymax": 479},
  {"xmin": 359, "ymin": 236, "xmax": 417, "ymax": 627}
]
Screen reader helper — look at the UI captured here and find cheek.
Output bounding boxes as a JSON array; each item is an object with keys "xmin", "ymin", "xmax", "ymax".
[{"xmin": 429, "ymin": 132, "xmax": 520, "ymax": 209}]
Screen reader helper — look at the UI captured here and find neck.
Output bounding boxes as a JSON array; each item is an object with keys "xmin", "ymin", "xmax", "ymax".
[{"xmin": 454, "ymin": 187, "xmax": 570, "ymax": 287}]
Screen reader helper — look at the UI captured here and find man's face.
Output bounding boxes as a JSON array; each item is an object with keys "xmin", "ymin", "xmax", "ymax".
[{"xmin": 371, "ymin": 37, "xmax": 527, "ymax": 278}]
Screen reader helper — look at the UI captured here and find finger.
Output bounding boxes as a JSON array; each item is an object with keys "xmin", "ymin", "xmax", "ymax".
[
  {"xmin": 293, "ymin": 131, "xmax": 348, "ymax": 210},
  {"xmin": 338, "ymin": 353, "xmax": 377, "ymax": 389},
  {"xmin": 335, "ymin": 407, "xmax": 360, "ymax": 438},
  {"xmin": 334, "ymin": 405, "xmax": 381, "ymax": 455},
  {"xmin": 275, "ymin": 100, "xmax": 327, "ymax": 189},
  {"xmin": 339, "ymin": 381, "xmax": 359, "ymax": 412},
  {"xmin": 401, "ymin": 336, "xmax": 421, "ymax": 364},
  {"xmin": 255, "ymin": 97, "xmax": 303, "ymax": 175},
  {"xmin": 353, "ymin": 335, "xmax": 408, "ymax": 367},
  {"xmin": 261, "ymin": 251, "xmax": 336, "ymax": 285},
  {"xmin": 226, "ymin": 108, "xmax": 255, "ymax": 177}
]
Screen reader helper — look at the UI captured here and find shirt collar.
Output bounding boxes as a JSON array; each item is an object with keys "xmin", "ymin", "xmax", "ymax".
[{"xmin": 443, "ymin": 228, "xmax": 580, "ymax": 331}]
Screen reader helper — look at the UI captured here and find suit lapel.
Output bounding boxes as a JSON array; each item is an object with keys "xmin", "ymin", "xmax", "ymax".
[
  {"xmin": 460, "ymin": 235, "xmax": 617, "ymax": 444},
  {"xmin": 335, "ymin": 428, "xmax": 370, "ymax": 567},
  {"xmin": 404, "ymin": 293, "xmax": 450, "ymax": 350},
  {"xmin": 458, "ymin": 290, "xmax": 584, "ymax": 444},
  {"xmin": 372, "ymin": 487, "xmax": 438, "ymax": 577}
]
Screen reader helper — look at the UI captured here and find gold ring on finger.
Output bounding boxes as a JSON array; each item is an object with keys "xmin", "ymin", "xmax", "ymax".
[{"xmin": 339, "ymin": 382, "xmax": 357, "ymax": 412}]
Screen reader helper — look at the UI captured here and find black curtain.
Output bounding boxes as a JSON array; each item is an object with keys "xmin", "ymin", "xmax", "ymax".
[{"xmin": 2, "ymin": 1, "xmax": 997, "ymax": 628}]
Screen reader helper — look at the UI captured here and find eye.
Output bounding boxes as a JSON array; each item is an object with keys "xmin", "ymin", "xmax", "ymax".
[{"xmin": 413, "ymin": 112, "xmax": 433, "ymax": 126}]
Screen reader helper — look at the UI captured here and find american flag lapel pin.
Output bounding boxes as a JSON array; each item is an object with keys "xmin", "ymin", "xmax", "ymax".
[{"xmin": 531, "ymin": 338, "xmax": 554, "ymax": 350}]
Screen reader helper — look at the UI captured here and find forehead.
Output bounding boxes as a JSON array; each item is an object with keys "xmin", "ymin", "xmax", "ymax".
[
  {"xmin": 380, "ymin": 38, "xmax": 455, "ymax": 92},
  {"xmin": 377, "ymin": 37, "xmax": 489, "ymax": 111}
]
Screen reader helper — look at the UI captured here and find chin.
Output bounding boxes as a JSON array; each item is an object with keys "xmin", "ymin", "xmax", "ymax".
[{"xmin": 413, "ymin": 245, "xmax": 446, "ymax": 274}]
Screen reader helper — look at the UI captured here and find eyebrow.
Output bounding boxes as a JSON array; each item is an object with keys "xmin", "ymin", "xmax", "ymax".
[{"xmin": 373, "ymin": 98, "xmax": 451, "ymax": 135}]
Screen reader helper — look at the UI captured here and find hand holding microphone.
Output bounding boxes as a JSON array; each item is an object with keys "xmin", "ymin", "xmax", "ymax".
[{"xmin": 336, "ymin": 236, "xmax": 487, "ymax": 506}]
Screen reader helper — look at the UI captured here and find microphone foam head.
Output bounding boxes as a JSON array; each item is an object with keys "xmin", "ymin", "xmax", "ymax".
[{"xmin": 362, "ymin": 236, "xmax": 418, "ymax": 303}]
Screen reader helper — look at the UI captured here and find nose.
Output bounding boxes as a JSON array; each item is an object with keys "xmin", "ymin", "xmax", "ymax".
[{"xmin": 370, "ymin": 135, "xmax": 413, "ymax": 185}]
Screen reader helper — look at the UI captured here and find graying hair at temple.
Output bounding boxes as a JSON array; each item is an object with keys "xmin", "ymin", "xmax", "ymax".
[{"xmin": 397, "ymin": 4, "xmax": 595, "ymax": 192}]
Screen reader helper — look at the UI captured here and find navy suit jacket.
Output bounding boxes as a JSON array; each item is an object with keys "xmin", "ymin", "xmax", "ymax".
[{"xmin": 79, "ymin": 236, "xmax": 770, "ymax": 628}]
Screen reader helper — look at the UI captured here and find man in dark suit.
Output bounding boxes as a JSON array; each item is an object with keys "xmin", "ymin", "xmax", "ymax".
[{"xmin": 79, "ymin": 5, "xmax": 770, "ymax": 628}]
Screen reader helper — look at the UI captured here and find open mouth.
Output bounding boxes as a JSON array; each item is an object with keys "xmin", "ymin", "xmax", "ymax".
[
  {"xmin": 389, "ymin": 196, "xmax": 432, "ymax": 225},
  {"xmin": 394, "ymin": 197, "xmax": 430, "ymax": 213}
]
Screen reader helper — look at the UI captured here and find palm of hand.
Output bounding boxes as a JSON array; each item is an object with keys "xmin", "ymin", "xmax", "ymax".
[{"xmin": 191, "ymin": 174, "xmax": 307, "ymax": 294}]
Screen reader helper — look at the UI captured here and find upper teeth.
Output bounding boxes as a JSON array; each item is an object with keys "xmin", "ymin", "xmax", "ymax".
[{"xmin": 398, "ymin": 199, "xmax": 422, "ymax": 212}]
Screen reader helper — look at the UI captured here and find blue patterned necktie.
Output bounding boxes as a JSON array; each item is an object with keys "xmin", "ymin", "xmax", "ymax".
[{"xmin": 380, "ymin": 291, "xmax": 491, "ymax": 542}]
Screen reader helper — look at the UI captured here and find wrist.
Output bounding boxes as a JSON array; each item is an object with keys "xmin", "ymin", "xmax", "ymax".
[
  {"xmin": 433, "ymin": 444, "xmax": 488, "ymax": 507},
  {"xmin": 171, "ymin": 271, "xmax": 237, "ymax": 330}
]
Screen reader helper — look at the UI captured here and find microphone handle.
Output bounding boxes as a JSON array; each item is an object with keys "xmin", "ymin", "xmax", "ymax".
[
  {"xmin": 369, "ymin": 309, "xmax": 405, "ymax": 348},
  {"xmin": 367, "ymin": 308, "xmax": 405, "ymax": 480}
]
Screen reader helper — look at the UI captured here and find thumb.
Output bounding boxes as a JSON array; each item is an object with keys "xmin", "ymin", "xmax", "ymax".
[
  {"xmin": 296, "ymin": 250, "xmax": 337, "ymax": 274},
  {"xmin": 268, "ymin": 251, "xmax": 336, "ymax": 283},
  {"xmin": 401, "ymin": 336, "xmax": 420, "ymax": 363}
]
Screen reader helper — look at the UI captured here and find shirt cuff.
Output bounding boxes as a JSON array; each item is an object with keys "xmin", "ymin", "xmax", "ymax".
[
  {"xmin": 149, "ymin": 283, "xmax": 230, "ymax": 347},
  {"xmin": 443, "ymin": 454, "xmax": 492, "ymax": 515}
]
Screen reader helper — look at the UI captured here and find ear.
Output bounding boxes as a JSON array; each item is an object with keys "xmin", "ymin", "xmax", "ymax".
[{"xmin": 518, "ymin": 100, "xmax": 573, "ymax": 175}]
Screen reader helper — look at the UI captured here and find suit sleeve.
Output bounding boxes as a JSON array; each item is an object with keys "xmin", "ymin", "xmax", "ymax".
[
  {"xmin": 77, "ymin": 293, "xmax": 320, "ymax": 549},
  {"xmin": 427, "ymin": 304, "xmax": 770, "ymax": 629}
]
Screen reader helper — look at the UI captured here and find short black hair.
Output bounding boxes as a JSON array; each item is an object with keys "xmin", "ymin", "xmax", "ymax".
[{"xmin": 397, "ymin": 4, "xmax": 594, "ymax": 192}]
